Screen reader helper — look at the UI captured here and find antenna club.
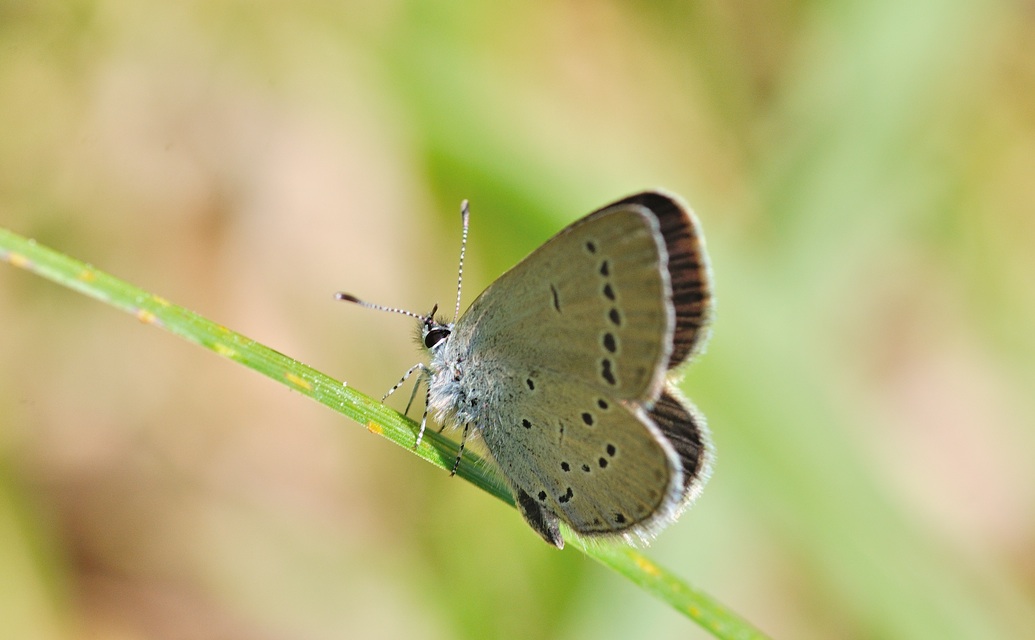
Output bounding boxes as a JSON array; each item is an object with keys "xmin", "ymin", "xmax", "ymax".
[{"xmin": 335, "ymin": 292, "xmax": 361, "ymax": 303}]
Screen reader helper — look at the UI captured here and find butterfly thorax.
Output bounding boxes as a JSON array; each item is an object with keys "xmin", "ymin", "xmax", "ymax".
[{"xmin": 421, "ymin": 316, "xmax": 481, "ymax": 433}]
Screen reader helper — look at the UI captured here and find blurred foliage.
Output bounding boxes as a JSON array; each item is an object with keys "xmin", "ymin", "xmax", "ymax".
[{"xmin": 2, "ymin": 1, "xmax": 1034, "ymax": 639}]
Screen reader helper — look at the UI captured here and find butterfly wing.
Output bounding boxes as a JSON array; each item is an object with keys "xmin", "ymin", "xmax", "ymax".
[
  {"xmin": 646, "ymin": 387, "xmax": 711, "ymax": 500},
  {"xmin": 607, "ymin": 192, "xmax": 713, "ymax": 368},
  {"xmin": 443, "ymin": 192, "xmax": 713, "ymax": 546}
]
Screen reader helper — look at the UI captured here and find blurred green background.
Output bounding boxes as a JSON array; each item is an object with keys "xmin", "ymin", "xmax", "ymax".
[{"xmin": 2, "ymin": 1, "xmax": 1034, "ymax": 638}]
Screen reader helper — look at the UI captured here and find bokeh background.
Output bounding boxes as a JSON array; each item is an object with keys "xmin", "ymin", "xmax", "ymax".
[{"xmin": 2, "ymin": 2, "xmax": 1034, "ymax": 638}]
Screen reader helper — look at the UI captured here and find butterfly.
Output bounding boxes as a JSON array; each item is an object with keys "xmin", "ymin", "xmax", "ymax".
[{"xmin": 339, "ymin": 190, "xmax": 713, "ymax": 548}]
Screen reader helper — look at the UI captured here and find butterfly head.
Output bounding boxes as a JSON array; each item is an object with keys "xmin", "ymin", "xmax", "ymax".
[{"xmin": 420, "ymin": 303, "xmax": 453, "ymax": 352}]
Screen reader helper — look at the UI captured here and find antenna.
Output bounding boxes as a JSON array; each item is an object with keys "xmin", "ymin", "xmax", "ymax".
[
  {"xmin": 335, "ymin": 292, "xmax": 434, "ymax": 323},
  {"xmin": 337, "ymin": 198, "xmax": 471, "ymax": 325},
  {"xmin": 453, "ymin": 200, "xmax": 470, "ymax": 323}
]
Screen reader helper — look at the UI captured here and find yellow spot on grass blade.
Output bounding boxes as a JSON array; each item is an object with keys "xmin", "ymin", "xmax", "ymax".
[
  {"xmin": 367, "ymin": 421, "xmax": 383, "ymax": 435},
  {"xmin": 213, "ymin": 343, "xmax": 237, "ymax": 358},
  {"xmin": 136, "ymin": 309, "xmax": 157, "ymax": 324},
  {"xmin": 7, "ymin": 252, "xmax": 30, "ymax": 268},
  {"xmin": 634, "ymin": 554, "xmax": 662, "ymax": 577},
  {"xmin": 285, "ymin": 372, "xmax": 311, "ymax": 390}
]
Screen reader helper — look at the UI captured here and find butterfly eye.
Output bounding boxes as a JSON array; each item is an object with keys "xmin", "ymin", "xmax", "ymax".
[{"xmin": 424, "ymin": 328, "xmax": 451, "ymax": 349}]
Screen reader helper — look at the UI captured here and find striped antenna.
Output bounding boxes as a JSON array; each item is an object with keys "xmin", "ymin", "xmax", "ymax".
[
  {"xmin": 335, "ymin": 292, "xmax": 435, "ymax": 323},
  {"xmin": 337, "ymin": 198, "xmax": 470, "ymax": 325},
  {"xmin": 453, "ymin": 199, "xmax": 471, "ymax": 323}
]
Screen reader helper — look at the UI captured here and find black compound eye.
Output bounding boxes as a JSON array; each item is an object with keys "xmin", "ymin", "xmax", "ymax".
[{"xmin": 424, "ymin": 328, "xmax": 451, "ymax": 349}]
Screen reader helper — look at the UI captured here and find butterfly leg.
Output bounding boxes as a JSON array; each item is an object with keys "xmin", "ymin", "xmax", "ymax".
[
  {"xmin": 414, "ymin": 387, "xmax": 432, "ymax": 449},
  {"xmin": 450, "ymin": 422, "xmax": 470, "ymax": 476},
  {"xmin": 402, "ymin": 375, "xmax": 423, "ymax": 417},
  {"xmin": 381, "ymin": 363, "xmax": 433, "ymax": 448},
  {"xmin": 382, "ymin": 363, "xmax": 427, "ymax": 405}
]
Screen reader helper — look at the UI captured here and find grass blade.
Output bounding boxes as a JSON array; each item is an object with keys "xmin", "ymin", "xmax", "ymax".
[{"xmin": 1, "ymin": 226, "xmax": 769, "ymax": 640}]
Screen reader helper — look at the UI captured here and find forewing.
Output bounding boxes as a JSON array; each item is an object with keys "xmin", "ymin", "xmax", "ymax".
[{"xmin": 456, "ymin": 204, "xmax": 673, "ymax": 403}]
